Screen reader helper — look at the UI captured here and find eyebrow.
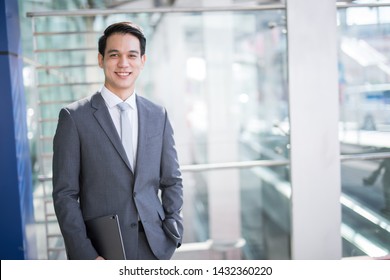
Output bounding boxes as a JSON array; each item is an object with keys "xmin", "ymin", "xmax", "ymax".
[{"xmin": 106, "ymin": 49, "xmax": 140, "ymax": 54}]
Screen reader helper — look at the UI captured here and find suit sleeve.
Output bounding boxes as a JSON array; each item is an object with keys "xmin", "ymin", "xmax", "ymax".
[
  {"xmin": 52, "ymin": 108, "xmax": 98, "ymax": 259},
  {"xmin": 159, "ymin": 109, "xmax": 184, "ymax": 247}
]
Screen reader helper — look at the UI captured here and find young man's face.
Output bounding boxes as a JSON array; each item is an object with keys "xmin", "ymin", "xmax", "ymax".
[{"xmin": 98, "ymin": 33, "xmax": 146, "ymax": 99}]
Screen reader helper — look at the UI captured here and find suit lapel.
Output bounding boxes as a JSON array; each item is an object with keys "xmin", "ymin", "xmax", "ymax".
[
  {"xmin": 91, "ymin": 93, "xmax": 133, "ymax": 171},
  {"xmin": 134, "ymin": 96, "xmax": 150, "ymax": 182}
]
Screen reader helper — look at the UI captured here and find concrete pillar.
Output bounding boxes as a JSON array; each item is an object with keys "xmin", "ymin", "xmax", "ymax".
[{"xmin": 287, "ymin": 0, "xmax": 342, "ymax": 259}]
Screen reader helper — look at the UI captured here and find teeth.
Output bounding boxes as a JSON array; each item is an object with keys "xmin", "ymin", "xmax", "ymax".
[{"xmin": 117, "ymin": 72, "xmax": 130, "ymax": 76}]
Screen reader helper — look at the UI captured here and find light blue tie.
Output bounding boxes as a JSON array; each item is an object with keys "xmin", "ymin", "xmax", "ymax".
[{"xmin": 117, "ymin": 102, "xmax": 134, "ymax": 171}]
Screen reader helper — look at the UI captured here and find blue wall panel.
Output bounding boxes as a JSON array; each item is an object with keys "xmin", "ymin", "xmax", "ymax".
[{"xmin": 0, "ymin": 0, "xmax": 36, "ymax": 259}]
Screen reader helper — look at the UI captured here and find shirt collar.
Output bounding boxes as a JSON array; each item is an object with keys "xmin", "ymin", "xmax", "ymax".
[{"xmin": 100, "ymin": 86, "xmax": 137, "ymax": 109}]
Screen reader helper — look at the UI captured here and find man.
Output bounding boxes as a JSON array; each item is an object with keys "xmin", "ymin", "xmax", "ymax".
[{"xmin": 52, "ymin": 22, "xmax": 183, "ymax": 260}]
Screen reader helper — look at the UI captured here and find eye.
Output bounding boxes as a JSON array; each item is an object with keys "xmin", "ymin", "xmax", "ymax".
[{"xmin": 109, "ymin": 53, "xmax": 118, "ymax": 58}]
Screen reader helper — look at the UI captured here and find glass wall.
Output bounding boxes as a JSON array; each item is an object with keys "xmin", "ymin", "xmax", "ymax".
[
  {"xmin": 23, "ymin": 3, "xmax": 290, "ymax": 259},
  {"xmin": 338, "ymin": 4, "xmax": 390, "ymax": 258},
  {"xmin": 145, "ymin": 11, "xmax": 289, "ymax": 259}
]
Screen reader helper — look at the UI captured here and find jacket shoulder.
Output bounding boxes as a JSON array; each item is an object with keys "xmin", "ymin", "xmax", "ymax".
[
  {"xmin": 136, "ymin": 95, "xmax": 165, "ymax": 114},
  {"xmin": 65, "ymin": 94, "xmax": 95, "ymax": 112}
]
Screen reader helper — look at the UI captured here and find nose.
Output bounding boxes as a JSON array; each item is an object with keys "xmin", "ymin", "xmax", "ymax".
[{"xmin": 118, "ymin": 56, "xmax": 129, "ymax": 67}]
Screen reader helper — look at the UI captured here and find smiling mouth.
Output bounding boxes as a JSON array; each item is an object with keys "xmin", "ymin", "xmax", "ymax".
[{"xmin": 116, "ymin": 72, "xmax": 131, "ymax": 77}]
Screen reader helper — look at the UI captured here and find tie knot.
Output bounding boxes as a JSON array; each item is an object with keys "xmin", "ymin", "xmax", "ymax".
[{"xmin": 117, "ymin": 102, "xmax": 131, "ymax": 112}]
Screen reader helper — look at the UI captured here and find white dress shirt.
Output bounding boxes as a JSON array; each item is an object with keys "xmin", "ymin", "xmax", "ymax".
[{"xmin": 100, "ymin": 86, "xmax": 138, "ymax": 167}]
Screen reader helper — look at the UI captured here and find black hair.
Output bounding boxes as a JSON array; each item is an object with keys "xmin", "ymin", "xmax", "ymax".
[{"xmin": 98, "ymin": 21, "xmax": 146, "ymax": 56}]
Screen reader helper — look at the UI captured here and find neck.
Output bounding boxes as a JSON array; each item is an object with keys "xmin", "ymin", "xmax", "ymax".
[
  {"xmin": 117, "ymin": 91, "xmax": 134, "ymax": 101},
  {"xmin": 105, "ymin": 85, "xmax": 134, "ymax": 101}
]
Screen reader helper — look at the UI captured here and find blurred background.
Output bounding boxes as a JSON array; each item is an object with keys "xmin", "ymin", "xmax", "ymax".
[{"xmin": 2, "ymin": 0, "xmax": 390, "ymax": 259}]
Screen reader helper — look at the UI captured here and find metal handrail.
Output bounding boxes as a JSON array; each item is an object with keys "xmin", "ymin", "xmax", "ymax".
[
  {"xmin": 26, "ymin": 4, "xmax": 286, "ymax": 17},
  {"xmin": 25, "ymin": 2, "xmax": 390, "ymax": 18},
  {"xmin": 37, "ymin": 159, "xmax": 290, "ymax": 182},
  {"xmin": 36, "ymin": 152, "xmax": 390, "ymax": 182},
  {"xmin": 181, "ymin": 159, "xmax": 289, "ymax": 172},
  {"xmin": 34, "ymin": 47, "xmax": 95, "ymax": 53},
  {"xmin": 336, "ymin": 2, "xmax": 390, "ymax": 9},
  {"xmin": 36, "ymin": 64, "xmax": 98, "ymax": 70},
  {"xmin": 37, "ymin": 81, "xmax": 101, "ymax": 88},
  {"xmin": 340, "ymin": 152, "xmax": 390, "ymax": 161},
  {"xmin": 39, "ymin": 100, "xmax": 74, "ymax": 105},
  {"xmin": 34, "ymin": 31, "xmax": 100, "ymax": 36}
]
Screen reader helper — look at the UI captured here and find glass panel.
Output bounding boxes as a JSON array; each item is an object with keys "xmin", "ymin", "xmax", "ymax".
[
  {"xmin": 341, "ymin": 158, "xmax": 390, "ymax": 258},
  {"xmin": 338, "ymin": 5, "xmax": 390, "ymax": 258},
  {"xmin": 24, "ymin": 8, "xmax": 289, "ymax": 259},
  {"xmin": 144, "ymin": 10, "xmax": 290, "ymax": 260},
  {"xmin": 144, "ymin": 11, "xmax": 289, "ymax": 162}
]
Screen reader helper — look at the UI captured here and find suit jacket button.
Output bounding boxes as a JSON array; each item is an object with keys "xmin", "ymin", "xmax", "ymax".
[{"xmin": 131, "ymin": 222, "xmax": 137, "ymax": 228}]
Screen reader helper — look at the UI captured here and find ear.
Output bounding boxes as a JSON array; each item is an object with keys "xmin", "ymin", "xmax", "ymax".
[
  {"xmin": 98, "ymin": 53, "xmax": 104, "ymax": 68},
  {"xmin": 140, "ymin": 54, "xmax": 146, "ymax": 69}
]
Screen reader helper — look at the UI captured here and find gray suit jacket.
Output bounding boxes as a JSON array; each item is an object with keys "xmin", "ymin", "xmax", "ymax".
[{"xmin": 52, "ymin": 92, "xmax": 183, "ymax": 260}]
